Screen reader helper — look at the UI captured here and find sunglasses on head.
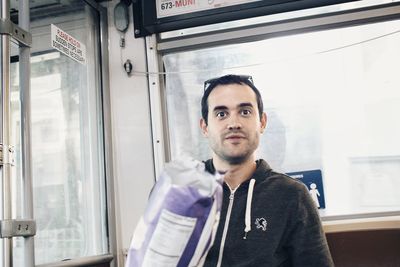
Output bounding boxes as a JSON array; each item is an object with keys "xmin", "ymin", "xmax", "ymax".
[{"xmin": 203, "ymin": 75, "xmax": 254, "ymax": 91}]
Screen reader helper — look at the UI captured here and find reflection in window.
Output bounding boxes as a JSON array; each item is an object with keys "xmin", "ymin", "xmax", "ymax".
[{"xmin": 163, "ymin": 19, "xmax": 400, "ymax": 218}]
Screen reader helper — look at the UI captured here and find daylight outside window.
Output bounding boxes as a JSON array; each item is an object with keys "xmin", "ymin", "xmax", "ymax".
[
  {"xmin": 163, "ymin": 18, "xmax": 400, "ymax": 218},
  {"xmin": 8, "ymin": 3, "xmax": 108, "ymax": 265}
]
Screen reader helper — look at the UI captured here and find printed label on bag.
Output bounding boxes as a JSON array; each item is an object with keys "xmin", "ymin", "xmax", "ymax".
[{"xmin": 142, "ymin": 209, "xmax": 197, "ymax": 267}]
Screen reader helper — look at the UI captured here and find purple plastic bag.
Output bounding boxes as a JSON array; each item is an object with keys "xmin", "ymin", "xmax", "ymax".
[{"xmin": 126, "ymin": 158, "xmax": 222, "ymax": 267}]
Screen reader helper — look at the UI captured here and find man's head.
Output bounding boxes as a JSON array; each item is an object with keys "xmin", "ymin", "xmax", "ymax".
[
  {"xmin": 200, "ymin": 74, "xmax": 267, "ymax": 165},
  {"xmin": 201, "ymin": 75, "xmax": 264, "ymax": 125}
]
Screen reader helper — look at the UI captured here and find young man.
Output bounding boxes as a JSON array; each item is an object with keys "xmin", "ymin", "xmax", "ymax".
[{"xmin": 199, "ymin": 74, "xmax": 334, "ymax": 267}]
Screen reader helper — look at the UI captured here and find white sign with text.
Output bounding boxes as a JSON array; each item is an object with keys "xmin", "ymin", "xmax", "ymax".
[{"xmin": 51, "ymin": 24, "xmax": 86, "ymax": 65}]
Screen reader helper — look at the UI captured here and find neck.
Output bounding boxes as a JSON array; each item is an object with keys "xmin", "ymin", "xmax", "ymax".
[{"xmin": 213, "ymin": 155, "xmax": 257, "ymax": 188}]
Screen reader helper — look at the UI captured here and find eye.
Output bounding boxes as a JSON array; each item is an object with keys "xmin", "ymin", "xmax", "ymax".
[
  {"xmin": 240, "ymin": 109, "xmax": 252, "ymax": 116},
  {"xmin": 216, "ymin": 111, "xmax": 228, "ymax": 119}
]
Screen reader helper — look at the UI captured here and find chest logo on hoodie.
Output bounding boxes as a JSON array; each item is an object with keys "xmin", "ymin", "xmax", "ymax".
[{"xmin": 255, "ymin": 218, "xmax": 268, "ymax": 231}]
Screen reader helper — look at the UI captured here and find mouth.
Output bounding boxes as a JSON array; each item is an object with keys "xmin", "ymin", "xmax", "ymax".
[{"xmin": 225, "ymin": 134, "xmax": 245, "ymax": 140}]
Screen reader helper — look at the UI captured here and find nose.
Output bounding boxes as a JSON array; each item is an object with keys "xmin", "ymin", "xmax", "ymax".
[{"xmin": 227, "ymin": 116, "xmax": 242, "ymax": 130}]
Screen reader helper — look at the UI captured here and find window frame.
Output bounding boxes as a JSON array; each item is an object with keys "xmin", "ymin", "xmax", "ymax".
[
  {"xmin": 150, "ymin": 1, "xmax": 400, "ymax": 222},
  {"xmin": 8, "ymin": 0, "xmax": 117, "ymax": 266}
]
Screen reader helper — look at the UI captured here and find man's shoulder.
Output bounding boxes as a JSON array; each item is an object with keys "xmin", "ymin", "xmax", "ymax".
[{"xmin": 255, "ymin": 161, "xmax": 308, "ymax": 193}]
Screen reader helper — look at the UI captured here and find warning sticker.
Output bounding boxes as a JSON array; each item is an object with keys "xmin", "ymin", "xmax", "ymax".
[
  {"xmin": 156, "ymin": 0, "xmax": 262, "ymax": 18},
  {"xmin": 51, "ymin": 24, "xmax": 86, "ymax": 65},
  {"xmin": 287, "ymin": 170, "xmax": 326, "ymax": 209}
]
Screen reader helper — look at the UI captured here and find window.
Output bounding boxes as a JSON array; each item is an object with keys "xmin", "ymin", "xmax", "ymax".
[
  {"xmin": 9, "ymin": 3, "xmax": 108, "ymax": 265},
  {"xmin": 163, "ymin": 18, "xmax": 400, "ymax": 218}
]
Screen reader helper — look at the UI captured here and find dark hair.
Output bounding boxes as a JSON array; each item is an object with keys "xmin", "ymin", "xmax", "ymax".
[{"xmin": 201, "ymin": 74, "xmax": 264, "ymax": 125}]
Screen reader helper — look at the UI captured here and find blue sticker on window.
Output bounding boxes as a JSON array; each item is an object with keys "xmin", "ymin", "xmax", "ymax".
[{"xmin": 286, "ymin": 170, "xmax": 326, "ymax": 209}]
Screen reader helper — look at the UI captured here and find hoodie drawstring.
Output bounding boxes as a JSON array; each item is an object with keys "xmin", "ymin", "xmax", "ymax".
[{"xmin": 243, "ymin": 178, "xmax": 256, "ymax": 239}]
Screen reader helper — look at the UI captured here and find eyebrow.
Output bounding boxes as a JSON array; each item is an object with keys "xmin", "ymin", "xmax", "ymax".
[
  {"xmin": 212, "ymin": 105, "xmax": 228, "ymax": 112},
  {"xmin": 212, "ymin": 103, "xmax": 254, "ymax": 112},
  {"xmin": 238, "ymin": 102, "xmax": 254, "ymax": 108}
]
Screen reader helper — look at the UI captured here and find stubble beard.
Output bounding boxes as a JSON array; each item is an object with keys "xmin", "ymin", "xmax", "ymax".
[
  {"xmin": 211, "ymin": 136, "xmax": 259, "ymax": 165},
  {"xmin": 219, "ymin": 152, "xmax": 251, "ymax": 165}
]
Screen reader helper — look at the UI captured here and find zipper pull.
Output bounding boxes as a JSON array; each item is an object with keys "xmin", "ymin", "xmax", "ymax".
[
  {"xmin": 243, "ymin": 231, "xmax": 248, "ymax": 240},
  {"xmin": 229, "ymin": 192, "xmax": 234, "ymax": 200}
]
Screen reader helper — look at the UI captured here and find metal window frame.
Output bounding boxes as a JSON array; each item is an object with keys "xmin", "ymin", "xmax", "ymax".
[
  {"xmin": 145, "ymin": 34, "xmax": 171, "ymax": 179},
  {"xmin": 34, "ymin": 0, "xmax": 117, "ymax": 265},
  {"xmin": 153, "ymin": 2, "xmax": 400, "ymax": 166},
  {"xmin": 132, "ymin": 0, "xmax": 355, "ymax": 37},
  {"xmin": 95, "ymin": 0, "xmax": 119, "ymax": 266},
  {"xmin": 37, "ymin": 0, "xmax": 118, "ymax": 266},
  {"xmin": 33, "ymin": 0, "xmax": 118, "ymax": 264},
  {"xmin": 150, "ymin": 1, "xmax": 400, "ymax": 222}
]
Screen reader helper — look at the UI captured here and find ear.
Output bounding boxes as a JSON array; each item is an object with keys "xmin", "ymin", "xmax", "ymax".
[
  {"xmin": 200, "ymin": 118, "xmax": 209, "ymax": 137},
  {"xmin": 260, "ymin": 112, "xmax": 267, "ymax": 133}
]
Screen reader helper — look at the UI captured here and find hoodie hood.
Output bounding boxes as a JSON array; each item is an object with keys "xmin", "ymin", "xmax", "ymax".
[{"xmin": 204, "ymin": 158, "xmax": 273, "ymax": 183}]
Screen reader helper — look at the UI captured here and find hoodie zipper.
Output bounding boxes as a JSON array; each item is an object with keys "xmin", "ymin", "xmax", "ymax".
[{"xmin": 216, "ymin": 185, "xmax": 239, "ymax": 267}]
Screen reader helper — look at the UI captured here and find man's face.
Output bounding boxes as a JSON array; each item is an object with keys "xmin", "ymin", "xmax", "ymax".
[{"xmin": 200, "ymin": 83, "xmax": 267, "ymax": 165}]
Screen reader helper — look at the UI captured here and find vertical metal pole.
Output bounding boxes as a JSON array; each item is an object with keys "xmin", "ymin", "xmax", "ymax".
[
  {"xmin": 0, "ymin": 0, "xmax": 13, "ymax": 264},
  {"xmin": 19, "ymin": 0, "xmax": 34, "ymax": 265},
  {"xmin": 98, "ymin": 5, "xmax": 118, "ymax": 265}
]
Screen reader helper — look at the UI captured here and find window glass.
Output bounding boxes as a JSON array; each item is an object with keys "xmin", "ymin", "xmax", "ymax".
[
  {"xmin": 163, "ymin": 19, "xmax": 400, "ymax": 218},
  {"xmin": 9, "ymin": 3, "xmax": 107, "ymax": 265}
]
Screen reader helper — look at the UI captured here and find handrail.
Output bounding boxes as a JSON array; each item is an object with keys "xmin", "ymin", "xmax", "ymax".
[
  {"xmin": 36, "ymin": 254, "xmax": 114, "ymax": 267},
  {"xmin": 321, "ymin": 210, "xmax": 400, "ymax": 221},
  {"xmin": 323, "ymin": 214, "xmax": 400, "ymax": 233}
]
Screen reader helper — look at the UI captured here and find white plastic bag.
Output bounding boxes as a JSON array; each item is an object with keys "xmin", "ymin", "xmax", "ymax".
[{"xmin": 126, "ymin": 158, "xmax": 222, "ymax": 267}]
